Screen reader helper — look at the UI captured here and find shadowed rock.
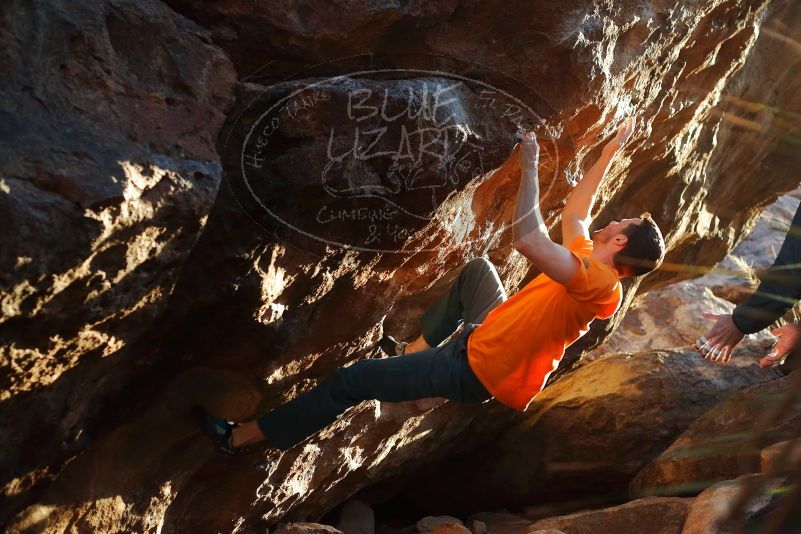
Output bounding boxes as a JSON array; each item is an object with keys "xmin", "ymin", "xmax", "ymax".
[
  {"xmin": 679, "ymin": 475, "xmax": 789, "ymax": 534},
  {"xmin": 630, "ymin": 376, "xmax": 801, "ymax": 497},
  {"xmin": 0, "ymin": 0, "xmax": 236, "ymax": 524},
  {"xmin": 529, "ymin": 497, "xmax": 691, "ymax": 534}
]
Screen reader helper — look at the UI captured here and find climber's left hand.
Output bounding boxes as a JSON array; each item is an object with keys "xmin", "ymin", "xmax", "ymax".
[{"xmin": 607, "ymin": 116, "xmax": 636, "ymax": 150}]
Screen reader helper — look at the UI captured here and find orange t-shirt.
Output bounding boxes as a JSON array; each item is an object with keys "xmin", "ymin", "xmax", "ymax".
[{"xmin": 466, "ymin": 236, "xmax": 622, "ymax": 411}]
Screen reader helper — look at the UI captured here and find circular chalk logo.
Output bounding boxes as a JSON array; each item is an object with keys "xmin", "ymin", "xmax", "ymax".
[{"xmin": 223, "ymin": 53, "xmax": 562, "ymax": 254}]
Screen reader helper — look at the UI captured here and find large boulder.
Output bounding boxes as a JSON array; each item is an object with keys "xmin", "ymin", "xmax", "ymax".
[
  {"xmin": 465, "ymin": 512, "xmax": 533, "ymax": 534},
  {"xmin": 630, "ymin": 376, "xmax": 801, "ymax": 497},
  {"xmin": 0, "ymin": 0, "xmax": 236, "ymax": 524},
  {"xmin": 464, "ymin": 498, "xmax": 691, "ymax": 534},
  {"xmin": 273, "ymin": 523, "xmax": 344, "ymax": 534},
  {"xmin": 680, "ymin": 475, "xmax": 790, "ymax": 534},
  {"xmin": 529, "ymin": 497, "xmax": 692, "ymax": 534},
  {"xmin": 760, "ymin": 439, "xmax": 801, "ymax": 474}
]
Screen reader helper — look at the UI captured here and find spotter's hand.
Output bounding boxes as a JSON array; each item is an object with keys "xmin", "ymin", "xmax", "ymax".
[
  {"xmin": 694, "ymin": 312, "xmax": 744, "ymax": 363},
  {"xmin": 760, "ymin": 323, "xmax": 801, "ymax": 368}
]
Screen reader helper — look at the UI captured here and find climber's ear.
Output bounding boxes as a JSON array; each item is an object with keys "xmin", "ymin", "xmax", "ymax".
[{"xmin": 612, "ymin": 233, "xmax": 628, "ymax": 249}]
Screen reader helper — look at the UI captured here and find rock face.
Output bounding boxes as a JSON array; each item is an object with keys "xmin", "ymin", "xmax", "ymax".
[
  {"xmin": 382, "ymin": 350, "xmax": 781, "ymax": 515},
  {"xmin": 465, "ymin": 512, "xmax": 533, "ymax": 534},
  {"xmin": 629, "ymin": 376, "xmax": 801, "ymax": 497},
  {"xmin": 529, "ymin": 497, "xmax": 692, "ymax": 534},
  {"xmin": 273, "ymin": 523, "xmax": 345, "ymax": 534},
  {"xmin": 417, "ymin": 516, "xmax": 471, "ymax": 534},
  {"xmin": 0, "ymin": 0, "xmax": 236, "ymax": 525},
  {"xmin": 3, "ymin": 0, "xmax": 801, "ymax": 532},
  {"xmin": 464, "ymin": 498, "xmax": 691, "ymax": 534},
  {"xmin": 679, "ymin": 475, "xmax": 788, "ymax": 534},
  {"xmin": 761, "ymin": 439, "xmax": 801, "ymax": 474}
]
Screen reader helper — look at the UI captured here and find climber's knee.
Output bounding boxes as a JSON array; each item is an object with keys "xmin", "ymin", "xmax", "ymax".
[
  {"xmin": 465, "ymin": 256, "xmax": 495, "ymax": 276},
  {"xmin": 327, "ymin": 364, "xmax": 366, "ymax": 406}
]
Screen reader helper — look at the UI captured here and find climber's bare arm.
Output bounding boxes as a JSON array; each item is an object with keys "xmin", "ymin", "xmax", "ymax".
[
  {"xmin": 561, "ymin": 117, "xmax": 636, "ymax": 245},
  {"xmin": 512, "ymin": 131, "xmax": 579, "ymax": 285}
]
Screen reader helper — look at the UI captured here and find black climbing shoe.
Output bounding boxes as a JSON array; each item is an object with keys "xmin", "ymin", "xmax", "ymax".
[
  {"xmin": 378, "ymin": 334, "xmax": 408, "ymax": 357},
  {"xmin": 193, "ymin": 405, "xmax": 240, "ymax": 455}
]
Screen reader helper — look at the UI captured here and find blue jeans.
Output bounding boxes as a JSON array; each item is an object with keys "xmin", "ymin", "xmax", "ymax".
[{"xmin": 257, "ymin": 257, "xmax": 508, "ymax": 450}]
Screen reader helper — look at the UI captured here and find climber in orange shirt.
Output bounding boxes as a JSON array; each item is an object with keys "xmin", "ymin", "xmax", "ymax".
[
  {"xmin": 197, "ymin": 118, "xmax": 666, "ymax": 454},
  {"xmin": 463, "ymin": 119, "xmax": 665, "ymax": 410}
]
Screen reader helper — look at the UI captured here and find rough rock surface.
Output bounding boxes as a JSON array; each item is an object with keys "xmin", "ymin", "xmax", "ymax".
[
  {"xmin": 418, "ymin": 518, "xmax": 471, "ymax": 534},
  {"xmin": 273, "ymin": 523, "xmax": 345, "ymax": 534},
  {"xmin": 679, "ymin": 475, "xmax": 788, "ymax": 534},
  {"xmin": 529, "ymin": 497, "xmax": 692, "ymax": 534},
  {"xmin": 0, "ymin": 0, "xmax": 236, "ymax": 525},
  {"xmin": 379, "ymin": 350, "xmax": 781, "ymax": 515},
  {"xmin": 760, "ymin": 439, "xmax": 801, "ymax": 474},
  {"xmin": 471, "ymin": 497, "xmax": 692, "ymax": 534},
  {"xmin": 460, "ymin": 498, "xmax": 691, "ymax": 534},
  {"xmin": 465, "ymin": 513, "xmax": 532, "ymax": 534},
  {"xmin": 3, "ymin": 0, "xmax": 801, "ymax": 532},
  {"xmin": 460, "ymin": 497, "xmax": 692, "ymax": 534},
  {"xmin": 630, "ymin": 376, "xmax": 801, "ymax": 497}
]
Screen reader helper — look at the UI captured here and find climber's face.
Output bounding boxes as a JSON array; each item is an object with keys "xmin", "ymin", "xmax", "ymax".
[{"xmin": 591, "ymin": 217, "xmax": 643, "ymax": 245}]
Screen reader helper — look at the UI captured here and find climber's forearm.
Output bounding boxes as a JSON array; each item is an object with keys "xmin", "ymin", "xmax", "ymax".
[
  {"xmin": 512, "ymin": 148, "xmax": 548, "ymax": 245},
  {"xmin": 563, "ymin": 144, "xmax": 618, "ymax": 224},
  {"xmin": 512, "ymin": 157, "xmax": 579, "ymax": 285},
  {"xmin": 510, "ymin": 131, "xmax": 579, "ymax": 285}
]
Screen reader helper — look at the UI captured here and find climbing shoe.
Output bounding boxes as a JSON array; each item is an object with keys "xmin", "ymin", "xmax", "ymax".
[
  {"xmin": 378, "ymin": 334, "xmax": 408, "ymax": 356},
  {"xmin": 193, "ymin": 405, "xmax": 240, "ymax": 455}
]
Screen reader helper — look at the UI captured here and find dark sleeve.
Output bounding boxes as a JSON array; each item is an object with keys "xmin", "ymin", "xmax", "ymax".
[{"xmin": 732, "ymin": 202, "xmax": 801, "ymax": 335}]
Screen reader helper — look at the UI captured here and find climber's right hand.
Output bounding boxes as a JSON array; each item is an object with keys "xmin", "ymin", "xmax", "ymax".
[{"xmin": 520, "ymin": 130, "xmax": 540, "ymax": 165}]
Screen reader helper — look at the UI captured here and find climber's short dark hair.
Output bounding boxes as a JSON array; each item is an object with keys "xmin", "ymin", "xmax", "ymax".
[{"xmin": 614, "ymin": 212, "xmax": 665, "ymax": 277}]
